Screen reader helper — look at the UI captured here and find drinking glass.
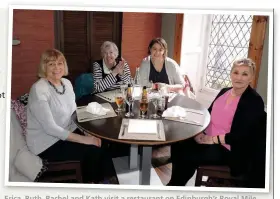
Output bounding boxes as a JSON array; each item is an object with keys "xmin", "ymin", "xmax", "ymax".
[
  {"xmin": 125, "ymin": 87, "xmax": 135, "ymax": 117},
  {"xmin": 139, "ymin": 99, "xmax": 149, "ymax": 119},
  {"xmin": 150, "ymin": 96, "xmax": 160, "ymax": 118},
  {"xmin": 120, "ymin": 84, "xmax": 128, "ymax": 96},
  {"xmin": 147, "ymin": 80, "xmax": 153, "ymax": 89},
  {"xmin": 157, "ymin": 97, "xmax": 165, "ymax": 116},
  {"xmin": 114, "ymin": 90, "xmax": 124, "ymax": 113}
]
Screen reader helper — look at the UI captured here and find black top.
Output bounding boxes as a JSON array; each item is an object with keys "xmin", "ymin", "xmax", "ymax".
[
  {"xmin": 95, "ymin": 59, "xmax": 122, "ymax": 83},
  {"xmin": 208, "ymin": 86, "xmax": 266, "ymax": 183},
  {"xmin": 149, "ymin": 60, "xmax": 169, "ymax": 84}
]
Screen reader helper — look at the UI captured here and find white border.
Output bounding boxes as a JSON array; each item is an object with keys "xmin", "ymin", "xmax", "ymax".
[{"xmin": 5, "ymin": 4, "xmax": 274, "ymax": 194}]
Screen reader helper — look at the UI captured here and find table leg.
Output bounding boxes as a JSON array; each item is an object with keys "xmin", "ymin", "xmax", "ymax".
[
  {"xmin": 128, "ymin": 144, "xmax": 138, "ymax": 169},
  {"xmin": 139, "ymin": 146, "xmax": 152, "ymax": 185}
]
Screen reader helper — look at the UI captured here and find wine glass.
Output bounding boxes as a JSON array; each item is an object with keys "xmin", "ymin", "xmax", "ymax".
[
  {"xmin": 125, "ymin": 87, "xmax": 135, "ymax": 117},
  {"xmin": 120, "ymin": 84, "xmax": 128, "ymax": 111},
  {"xmin": 114, "ymin": 90, "xmax": 124, "ymax": 113},
  {"xmin": 139, "ymin": 99, "xmax": 149, "ymax": 119},
  {"xmin": 130, "ymin": 78, "xmax": 135, "ymax": 87},
  {"xmin": 150, "ymin": 95, "xmax": 160, "ymax": 119},
  {"xmin": 120, "ymin": 84, "xmax": 128, "ymax": 96},
  {"xmin": 147, "ymin": 80, "xmax": 153, "ymax": 90},
  {"xmin": 157, "ymin": 96, "xmax": 165, "ymax": 116}
]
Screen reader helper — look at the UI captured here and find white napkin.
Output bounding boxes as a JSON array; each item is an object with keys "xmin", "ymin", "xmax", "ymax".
[
  {"xmin": 162, "ymin": 106, "xmax": 204, "ymax": 125},
  {"xmin": 85, "ymin": 102, "xmax": 110, "ymax": 116},
  {"xmin": 149, "ymin": 92, "xmax": 161, "ymax": 99},
  {"xmin": 162, "ymin": 106, "xmax": 187, "ymax": 118},
  {"xmin": 132, "ymin": 86, "xmax": 142, "ymax": 99}
]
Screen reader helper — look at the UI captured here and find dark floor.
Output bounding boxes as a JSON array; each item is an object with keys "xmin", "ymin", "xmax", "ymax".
[{"xmin": 151, "ymin": 145, "xmax": 172, "ymax": 185}]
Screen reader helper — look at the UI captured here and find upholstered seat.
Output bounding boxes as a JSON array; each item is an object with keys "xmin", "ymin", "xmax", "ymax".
[{"xmin": 9, "ymin": 108, "xmax": 83, "ymax": 183}]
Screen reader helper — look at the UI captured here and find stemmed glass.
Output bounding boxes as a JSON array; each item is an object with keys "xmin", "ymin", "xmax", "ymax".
[
  {"xmin": 150, "ymin": 96, "xmax": 160, "ymax": 118},
  {"xmin": 139, "ymin": 99, "xmax": 149, "ymax": 119},
  {"xmin": 120, "ymin": 84, "xmax": 128, "ymax": 111},
  {"xmin": 114, "ymin": 90, "xmax": 124, "ymax": 113},
  {"xmin": 120, "ymin": 84, "xmax": 128, "ymax": 96},
  {"xmin": 125, "ymin": 86, "xmax": 135, "ymax": 117}
]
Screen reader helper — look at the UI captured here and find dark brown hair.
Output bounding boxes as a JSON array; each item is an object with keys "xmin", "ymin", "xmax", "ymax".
[{"xmin": 147, "ymin": 37, "xmax": 168, "ymax": 57}]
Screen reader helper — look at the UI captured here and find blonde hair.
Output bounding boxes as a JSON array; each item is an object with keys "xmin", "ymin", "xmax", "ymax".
[
  {"xmin": 38, "ymin": 49, "xmax": 69, "ymax": 78},
  {"xmin": 231, "ymin": 58, "xmax": 256, "ymax": 75},
  {"xmin": 100, "ymin": 41, "xmax": 119, "ymax": 58}
]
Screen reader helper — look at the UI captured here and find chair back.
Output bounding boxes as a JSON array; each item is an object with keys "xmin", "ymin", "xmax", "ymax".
[{"xmin": 74, "ymin": 73, "xmax": 94, "ymax": 100}]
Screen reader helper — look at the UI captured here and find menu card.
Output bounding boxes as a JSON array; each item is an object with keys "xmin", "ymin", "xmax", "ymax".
[{"xmin": 127, "ymin": 119, "xmax": 157, "ymax": 134}]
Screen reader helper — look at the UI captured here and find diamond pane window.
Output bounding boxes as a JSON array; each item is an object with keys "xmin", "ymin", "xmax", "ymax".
[{"xmin": 205, "ymin": 15, "xmax": 253, "ymax": 90}]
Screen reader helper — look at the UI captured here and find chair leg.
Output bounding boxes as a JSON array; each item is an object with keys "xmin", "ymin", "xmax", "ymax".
[
  {"xmin": 195, "ymin": 169, "xmax": 203, "ymax": 187},
  {"xmin": 75, "ymin": 165, "xmax": 83, "ymax": 183}
]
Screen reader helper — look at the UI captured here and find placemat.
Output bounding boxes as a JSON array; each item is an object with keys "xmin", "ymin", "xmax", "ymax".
[
  {"xmin": 118, "ymin": 119, "xmax": 166, "ymax": 141},
  {"xmin": 95, "ymin": 91, "xmax": 116, "ymax": 102},
  {"xmin": 163, "ymin": 110, "xmax": 205, "ymax": 126},
  {"xmin": 76, "ymin": 103, "xmax": 117, "ymax": 122}
]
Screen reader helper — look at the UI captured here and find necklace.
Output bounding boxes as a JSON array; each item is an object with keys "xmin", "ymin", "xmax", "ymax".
[
  {"xmin": 48, "ymin": 80, "xmax": 66, "ymax": 95},
  {"xmin": 230, "ymin": 89, "xmax": 242, "ymax": 97}
]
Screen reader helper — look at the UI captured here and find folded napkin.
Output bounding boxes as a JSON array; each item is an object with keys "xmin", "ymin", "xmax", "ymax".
[
  {"xmin": 85, "ymin": 102, "xmax": 110, "ymax": 116},
  {"xmin": 162, "ymin": 106, "xmax": 187, "ymax": 118},
  {"xmin": 149, "ymin": 92, "xmax": 161, "ymax": 99}
]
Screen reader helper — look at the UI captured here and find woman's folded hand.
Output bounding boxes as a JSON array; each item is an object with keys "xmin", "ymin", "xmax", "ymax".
[
  {"xmin": 83, "ymin": 135, "xmax": 101, "ymax": 147},
  {"xmin": 194, "ymin": 133, "xmax": 214, "ymax": 145}
]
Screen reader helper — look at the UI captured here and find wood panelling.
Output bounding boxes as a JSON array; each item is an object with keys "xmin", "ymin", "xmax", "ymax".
[
  {"xmin": 121, "ymin": 12, "xmax": 162, "ymax": 77},
  {"xmin": 56, "ymin": 11, "xmax": 122, "ymax": 83},
  {"xmin": 91, "ymin": 12, "xmax": 122, "ymax": 61},
  {"xmin": 12, "ymin": 10, "xmax": 55, "ymax": 99},
  {"xmin": 173, "ymin": 14, "xmax": 184, "ymax": 65},
  {"xmin": 248, "ymin": 16, "xmax": 268, "ymax": 89},
  {"xmin": 60, "ymin": 11, "xmax": 89, "ymax": 83}
]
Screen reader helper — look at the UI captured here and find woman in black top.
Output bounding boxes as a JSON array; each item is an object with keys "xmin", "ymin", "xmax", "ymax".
[{"xmin": 167, "ymin": 58, "xmax": 267, "ymax": 188}]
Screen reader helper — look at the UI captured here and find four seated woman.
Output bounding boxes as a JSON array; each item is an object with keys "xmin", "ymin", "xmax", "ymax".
[
  {"xmin": 93, "ymin": 41, "xmax": 132, "ymax": 93},
  {"xmin": 138, "ymin": 37, "xmax": 186, "ymax": 94},
  {"xmin": 26, "ymin": 49, "xmax": 118, "ymax": 184},
  {"xmin": 167, "ymin": 58, "xmax": 266, "ymax": 188}
]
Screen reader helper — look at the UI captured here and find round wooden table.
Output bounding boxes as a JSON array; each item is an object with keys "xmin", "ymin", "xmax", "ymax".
[{"xmin": 73, "ymin": 93, "xmax": 211, "ymax": 185}]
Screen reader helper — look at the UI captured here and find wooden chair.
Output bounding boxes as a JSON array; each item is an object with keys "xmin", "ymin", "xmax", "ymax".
[
  {"xmin": 195, "ymin": 165, "xmax": 245, "ymax": 187},
  {"xmin": 38, "ymin": 161, "xmax": 83, "ymax": 183}
]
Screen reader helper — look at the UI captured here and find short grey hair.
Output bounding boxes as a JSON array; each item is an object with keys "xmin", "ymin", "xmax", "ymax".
[
  {"xmin": 38, "ymin": 49, "xmax": 68, "ymax": 78},
  {"xmin": 100, "ymin": 41, "xmax": 119, "ymax": 57},
  {"xmin": 231, "ymin": 58, "xmax": 256, "ymax": 75}
]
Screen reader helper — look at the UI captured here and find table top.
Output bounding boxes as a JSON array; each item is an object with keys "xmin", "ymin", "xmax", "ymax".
[{"xmin": 72, "ymin": 93, "xmax": 211, "ymax": 146}]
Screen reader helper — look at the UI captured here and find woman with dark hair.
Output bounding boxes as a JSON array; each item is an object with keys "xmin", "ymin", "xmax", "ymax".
[{"xmin": 139, "ymin": 37, "xmax": 186, "ymax": 93}]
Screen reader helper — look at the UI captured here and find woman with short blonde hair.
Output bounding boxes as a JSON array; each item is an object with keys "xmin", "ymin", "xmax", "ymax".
[
  {"xmin": 38, "ymin": 49, "xmax": 69, "ymax": 78},
  {"xmin": 168, "ymin": 57, "xmax": 266, "ymax": 188},
  {"xmin": 231, "ymin": 58, "xmax": 256, "ymax": 74},
  {"xmin": 26, "ymin": 49, "xmax": 118, "ymax": 184}
]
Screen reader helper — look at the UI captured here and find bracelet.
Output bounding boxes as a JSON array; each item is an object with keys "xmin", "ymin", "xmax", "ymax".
[
  {"xmin": 212, "ymin": 136, "xmax": 216, "ymax": 144},
  {"xmin": 217, "ymin": 135, "xmax": 221, "ymax": 144}
]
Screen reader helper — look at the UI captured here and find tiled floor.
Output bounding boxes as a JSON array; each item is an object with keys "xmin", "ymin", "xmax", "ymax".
[
  {"xmin": 112, "ymin": 146, "xmax": 196, "ymax": 186},
  {"xmin": 112, "ymin": 155, "xmax": 163, "ymax": 185}
]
